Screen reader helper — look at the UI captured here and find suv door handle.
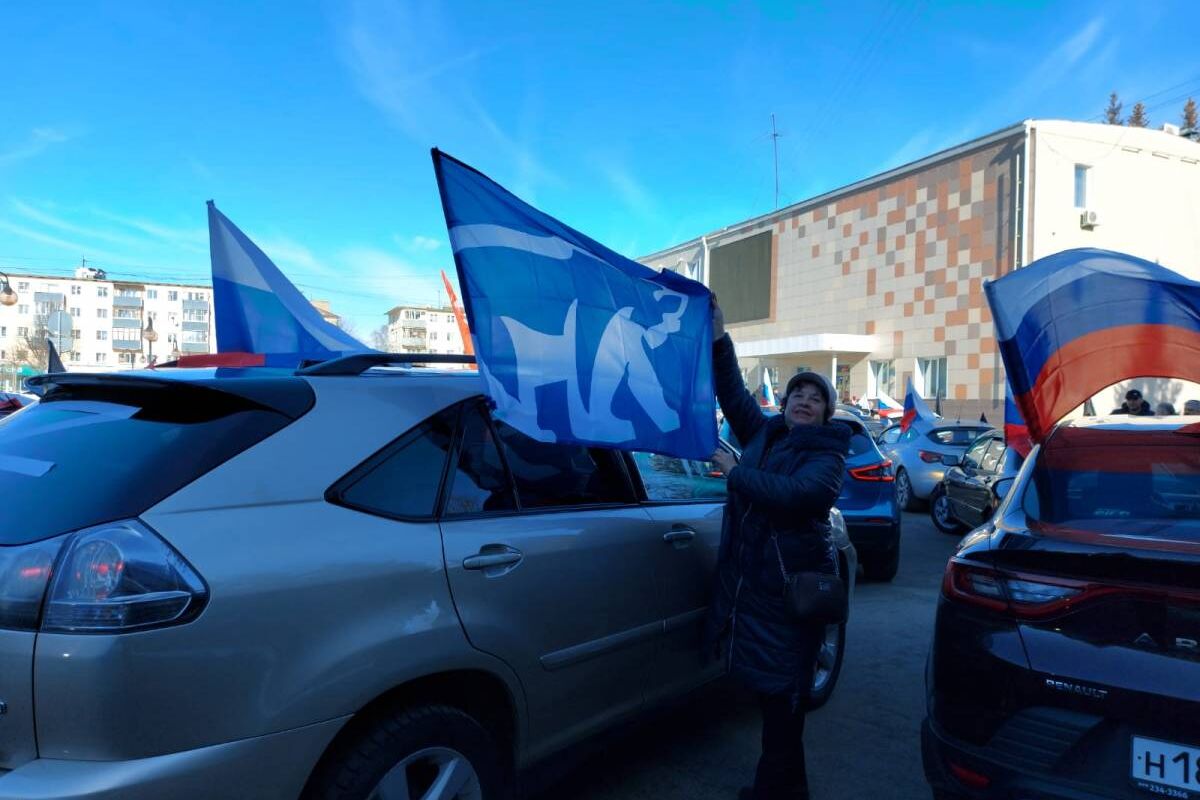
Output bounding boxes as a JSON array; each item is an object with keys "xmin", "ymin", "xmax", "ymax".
[
  {"xmin": 663, "ymin": 528, "xmax": 696, "ymax": 545},
  {"xmin": 463, "ymin": 547, "xmax": 523, "ymax": 571}
]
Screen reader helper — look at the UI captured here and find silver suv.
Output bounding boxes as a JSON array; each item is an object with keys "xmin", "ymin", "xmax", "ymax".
[{"xmin": 0, "ymin": 356, "xmax": 855, "ymax": 800}]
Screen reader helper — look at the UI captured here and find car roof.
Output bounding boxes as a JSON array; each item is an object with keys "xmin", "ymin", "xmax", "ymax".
[{"xmin": 1055, "ymin": 415, "xmax": 1198, "ymax": 433}]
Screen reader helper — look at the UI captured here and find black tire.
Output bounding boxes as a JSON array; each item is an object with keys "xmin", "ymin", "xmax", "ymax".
[
  {"xmin": 862, "ymin": 536, "xmax": 900, "ymax": 582},
  {"xmin": 806, "ymin": 622, "xmax": 846, "ymax": 710},
  {"xmin": 304, "ymin": 703, "xmax": 510, "ymax": 800},
  {"xmin": 895, "ymin": 468, "xmax": 921, "ymax": 512},
  {"xmin": 929, "ymin": 487, "xmax": 967, "ymax": 535}
]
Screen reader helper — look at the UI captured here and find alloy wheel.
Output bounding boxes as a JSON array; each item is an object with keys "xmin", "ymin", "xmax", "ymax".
[
  {"xmin": 896, "ymin": 470, "xmax": 912, "ymax": 509},
  {"xmin": 933, "ymin": 493, "xmax": 954, "ymax": 528},
  {"xmin": 369, "ymin": 746, "xmax": 483, "ymax": 800}
]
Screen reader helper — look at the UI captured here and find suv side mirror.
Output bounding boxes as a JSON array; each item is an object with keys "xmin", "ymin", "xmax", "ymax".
[{"xmin": 992, "ymin": 477, "xmax": 1015, "ymax": 502}]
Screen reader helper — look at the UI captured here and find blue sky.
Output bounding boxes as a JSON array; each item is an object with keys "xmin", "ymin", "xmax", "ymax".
[{"xmin": 2, "ymin": 1, "xmax": 1198, "ymax": 336}]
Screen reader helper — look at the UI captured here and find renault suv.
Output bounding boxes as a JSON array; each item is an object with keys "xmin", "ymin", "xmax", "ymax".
[
  {"xmin": 0, "ymin": 356, "xmax": 855, "ymax": 800},
  {"xmin": 923, "ymin": 417, "xmax": 1200, "ymax": 799}
]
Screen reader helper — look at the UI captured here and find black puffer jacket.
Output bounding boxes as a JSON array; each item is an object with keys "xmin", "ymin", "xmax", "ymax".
[{"xmin": 705, "ymin": 334, "xmax": 849, "ymax": 699}]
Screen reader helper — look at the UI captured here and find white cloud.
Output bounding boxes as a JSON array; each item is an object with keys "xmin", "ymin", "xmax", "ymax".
[
  {"xmin": 0, "ymin": 128, "xmax": 71, "ymax": 167},
  {"xmin": 333, "ymin": 245, "xmax": 444, "ymax": 307},
  {"xmin": 88, "ymin": 208, "xmax": 208, "ymax": 252},
  {"xmin": 393, "ymin": 234, "xmax": 443, "ymax": 253},
  {"xmin": 0, "ymin": 219, "xmax": 122, "ymax": 263},
  {"xmin": 595, "ymin": 159, "xmax": 658, "ymax": 221},
  {"xmin": 10, "ymin": 199, "xmax": 149, "ymax": 250}
]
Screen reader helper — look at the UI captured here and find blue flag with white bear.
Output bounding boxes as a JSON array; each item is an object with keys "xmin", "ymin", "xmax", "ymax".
[{"xmin": 432, "ymin": 149, "xmax": 716, "ymax": 459}]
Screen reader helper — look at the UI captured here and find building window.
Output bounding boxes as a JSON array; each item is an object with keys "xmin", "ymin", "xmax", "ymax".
[
  {"xmin": 869, "ymin": 360, "xmax": 896, "ymax": 400},
  {"xmin": 917, "ymin": 357, "xmax": 948, "ymax": 400},
  {"xmin": 17, "ymin": 282, "xmax": 28, "ymax": 291},
  {"xmin": 97, "ymin": 287, "xmax": 109, "ymax": 297},
  {"xmin": 96, "ymin": 353, "xmax": 107, "ymax": 363},
  {"xmin": 17, "ymin": 327, "xmax": 29, "ymax": 337},
  {"xmin": 1074, "ymin": 164, "xmax": 1089, "ymax": 208},
  {"xmin": 97, "ymin": 308, "xmax": 108, "ymax": 319},
  {"xmin": 17, "ymin": 305, "xmax": 29, "ymax": 315},
  {"xmin": 147, "ymin": 289, "xmax": 157, "ymax": 299},
  {"xmin": 70, "ymin": 307, "xmax": 81, "ymax": 317},
  {"xmin": 168, "ymin": 291, "xmax": 178, "ymax": 301},
  {"xmin": 0, "ymin": 326, "xmax": 4, "ymax": 336},
  {"xmin": 70, "ymin": 285, "xmax": 82, "ymax": 295},
  {"xmin": 97, "ymin": 331, "xmax": 108, "ymax": 341},
  {"xmin": 71, "ymin": 328, "xmax": 80, "ymax": 339}
]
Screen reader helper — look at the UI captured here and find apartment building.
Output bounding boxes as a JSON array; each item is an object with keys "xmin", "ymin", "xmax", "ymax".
[
  {"xmin": 0, "ymin": 267, "xmax": 214, "ymax": 386},
  {"xmin": 385, "ymin": 304, "xmax": 466, "ymax": 355}
]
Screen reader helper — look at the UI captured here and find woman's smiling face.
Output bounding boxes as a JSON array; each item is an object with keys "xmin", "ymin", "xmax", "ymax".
[{"xmin": 784, "ymin": 382, "xmax": 826, "ymax": 428}]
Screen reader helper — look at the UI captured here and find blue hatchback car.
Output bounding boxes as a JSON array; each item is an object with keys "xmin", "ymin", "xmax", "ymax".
[{"xmin": 719, "ymin": 410, "xmax": 902, "ymax": 581}]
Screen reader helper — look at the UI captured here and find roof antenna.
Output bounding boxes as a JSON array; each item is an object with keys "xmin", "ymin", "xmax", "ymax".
[{"xmin": 771, "ymin": 113, "xmax": 782, "ymax": 210}]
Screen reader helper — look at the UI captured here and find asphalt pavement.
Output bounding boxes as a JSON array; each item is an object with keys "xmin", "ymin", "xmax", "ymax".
[{"xmin": 533, "ymin": 510, "xmax": 960, "ymax": 799}]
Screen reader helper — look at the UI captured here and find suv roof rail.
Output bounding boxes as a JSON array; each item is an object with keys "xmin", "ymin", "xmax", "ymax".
[{"xmin": 295, "ymin": 352, "xmax": 477, "ymax": 376}]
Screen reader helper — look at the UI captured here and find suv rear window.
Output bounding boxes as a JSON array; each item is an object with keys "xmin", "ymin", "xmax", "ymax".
[
  {"xmin": 927, "ymin": 427, "xmax": 990, "ymax": 446},
  {"xmin": 0, "ymin": 380, "xmax": 308, "ymax": 545},
  {"xmin": 1022, "ymin": 427, "xmax": 1200, "ymax": 542}
]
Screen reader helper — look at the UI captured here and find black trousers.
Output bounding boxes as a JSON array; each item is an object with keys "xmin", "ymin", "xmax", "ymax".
[{"xmin": 752, "ymin": 691, "xmax": 810, "ymax": 799}]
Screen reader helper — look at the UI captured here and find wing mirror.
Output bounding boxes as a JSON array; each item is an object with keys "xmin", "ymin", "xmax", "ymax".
[{"xmin": 992, "ymin": 477, "xmax": 1015, "ymax": 502}]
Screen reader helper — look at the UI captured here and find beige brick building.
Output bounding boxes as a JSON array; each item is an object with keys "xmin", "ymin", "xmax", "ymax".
[{"xmin": 641, "ymin": 120, "xmax": 1200, "ymax": 420}]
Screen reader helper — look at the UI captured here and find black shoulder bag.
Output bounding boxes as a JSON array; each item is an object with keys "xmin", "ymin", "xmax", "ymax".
[{"xmin": 771, "ymin": 532, "xmax": 848, "ymax": 625}]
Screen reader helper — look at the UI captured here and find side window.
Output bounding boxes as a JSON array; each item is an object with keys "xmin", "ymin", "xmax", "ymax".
[
  {"xmin": 445, "ymin": 405, "xmax": 516, "ymax": 516},
  {"xmin": 493, "ymin": 420, "xmax": 633, "ymax": 509},
  {"xmin": 335, "ymin": 409, "xmax": 457, "ymax": 519},
  {"xmin": 634, "ymin": 451, "xmax": 728, "ymax": 502},
  {"xmin": 899, "ymin": 428, "xmax": 919, "ymax": 443},
  {"xmin": 979, "ymin": 440, "xmax": 1005, "ymax": 474},
  {"xmin": 963, "ymin": 437, "xmax": 992, "ymax": 470},
  {"xmin": 881, "ymin": 426, "xmax": 902, "ymax": 445}
]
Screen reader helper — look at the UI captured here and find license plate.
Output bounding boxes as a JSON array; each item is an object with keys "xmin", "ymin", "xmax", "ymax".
[{"xmin": 1133, "ymin": 736, "xmax": 1200, "ymax": 798}]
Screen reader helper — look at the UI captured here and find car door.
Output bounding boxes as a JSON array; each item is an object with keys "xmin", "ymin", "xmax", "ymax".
[
  {"xmin": 439, "ymin": 402, "xmax": 664, "ymax": 759},
  {"xmin": 959, "ymin": 437, "xmax": 1003, "ymax": 526},
  {"xmin": 947, "ymin": 435, "xmax": 993, "ymax": 523},
  {"xmin": 628, "ymin": 450, "xmax": 727, "ymax": 704}
]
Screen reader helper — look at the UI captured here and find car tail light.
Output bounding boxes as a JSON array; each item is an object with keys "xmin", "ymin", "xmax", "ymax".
[
  {"xmin": 947, "ymin": 761, "xmax": 991, "ymax": 789},
  {"xmin": 0, "ymin": 519, "xmax": 208, "ymax": 634},
  {"xmin": 941, "ymin": 558, "xmax": 1119, "ymax": 619},
  {"xmin": 918, "ymin": 450, "xmax": 942, "ymax": 463},
  {"xmin": 849, "ymin": 459, "xmax": 894, "ymax": 481},
  {"xmin": 0, "ymin": 538, "xmax": 65, "ymax": 631}
]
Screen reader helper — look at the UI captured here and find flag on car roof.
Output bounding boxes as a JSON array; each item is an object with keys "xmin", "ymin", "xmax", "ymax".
[
  {"xmin": 900, "ymin": 378, "xmax": 937, "ymax": 432},
  {"xmin": 432, "ymin": 149, "xmax": 716, "ymax": 459},
  {"xmin": 45, "ymin": 338, "xmax": 66, "ymax": 374},
  {"xmin": 207, "ymin": 201, "xmax": 372, "ymax": 366},
  {"xmin": 985, "ymin": 248, "xmax": 1200, "ymax": 443}
]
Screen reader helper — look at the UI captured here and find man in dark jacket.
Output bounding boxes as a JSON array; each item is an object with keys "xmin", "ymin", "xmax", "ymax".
[
  {"xmin": 706, "ymin": 300, "xmax": 849, "ymax": 800},
  {"xmin": 1111, "ymin": 388, "xmax": 1154, "ymax": 416}
]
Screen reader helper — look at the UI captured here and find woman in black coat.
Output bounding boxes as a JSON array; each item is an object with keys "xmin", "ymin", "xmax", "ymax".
[{"xmin": 706, "ymin": 299, "xmax": 849, "ymax": 800}]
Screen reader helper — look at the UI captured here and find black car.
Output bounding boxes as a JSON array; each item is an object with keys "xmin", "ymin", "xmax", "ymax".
[
  {"xmin": 923, "ymin": 417, "xmax": 1200, "ymax": 799},
  {"xmin": 929, "ymin": 430, "xmax": 1024, "ymax": 535}
]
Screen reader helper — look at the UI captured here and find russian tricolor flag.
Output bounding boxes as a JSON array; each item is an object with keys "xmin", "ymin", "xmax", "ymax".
[
  {"xmin": 985, "ymin": 248, "xmax": 1200, "ymax": 443},
  {"xmin": 1004, "ymin": 381, "xmax": 1032, "ymax": 457},
  {"xmin": 900, "ymin": 378, "xmax": 937, "ymax": 432}
]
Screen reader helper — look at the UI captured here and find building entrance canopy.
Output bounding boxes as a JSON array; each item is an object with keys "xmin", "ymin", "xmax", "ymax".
[{"xmin": 731, "ymin": 333, "xmax": 877, "ymax": 405}]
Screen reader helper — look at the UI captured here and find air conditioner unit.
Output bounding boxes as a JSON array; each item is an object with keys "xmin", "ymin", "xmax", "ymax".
[{"xmin": 1080, "ymin": 209, "xmax": 1100, "ymax": 229}]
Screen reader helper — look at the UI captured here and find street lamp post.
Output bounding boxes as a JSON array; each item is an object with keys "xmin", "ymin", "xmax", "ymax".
[
  {"xmin": 143, "ymin": 315, "xmax": 158, "ymax": 367},
  {"xmin": 0, "ymin": 271, "xmax": 18, "ymax": 307}
]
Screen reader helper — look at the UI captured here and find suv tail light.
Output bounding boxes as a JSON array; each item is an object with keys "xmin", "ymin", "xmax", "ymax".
[
  {"xmin": 849, "ymin": 459, "xmax": 895, "ymax": 482},
  {"xmin": 942, "ymin": 558, "xmax": 1126, "ymax": 619},
  {"xmin": 0, "ymin": 519, "xmax": 208, "ymax": 633}
]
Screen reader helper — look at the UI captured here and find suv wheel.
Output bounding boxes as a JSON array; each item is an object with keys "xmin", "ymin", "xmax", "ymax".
[
  {"xmin": 929, "ymin": 488, "xmax": 966, "ymax": 535},
  {"xmin": 862, "ymin": 537, "xmax": 900, "ymax": 582},
  {"xmin": 895, "ymin": 468, "xmax": 919, "ymax": 511},
  {"xmin": 806, "ymin": 622, "xmax": 846, "ymax": 710},
  {"xmin": 305, "ymin": 704, "xmax": 509, "ymax": 800}
]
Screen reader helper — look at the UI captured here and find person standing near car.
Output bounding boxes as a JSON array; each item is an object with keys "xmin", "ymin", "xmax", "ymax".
[
  {"xmin": 1112, "ymin": 388, "xmax": 1154, "ymax": 416},
  {"xmin": 706, "ymin": 298, "xmax": 850, "ymax": 800}
]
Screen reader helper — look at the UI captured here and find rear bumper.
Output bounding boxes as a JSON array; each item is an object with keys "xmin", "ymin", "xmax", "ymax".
[
  {"xmin": 922, "ymin": 716, "xmax": 1136, "ymax": 800},
  {"xmin": 909, "ymin": 467, "xmax": 945, "ymax": 500},
  {"xmin": 0, "ymin": 717, "xmax": 347, "ymax": 800},
  {"xmin": 844, "ymin": 518, "xmax": 899, "ymax": 555}
]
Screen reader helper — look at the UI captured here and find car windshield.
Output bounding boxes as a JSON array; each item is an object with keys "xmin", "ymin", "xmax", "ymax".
[
  {"xmin": 926, "ymin": 427, "xmax": 991, "ymax": 446},
  {"xmin": 1021, "ymin": 427, "xmax": 1200, "ymax": 544}
]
